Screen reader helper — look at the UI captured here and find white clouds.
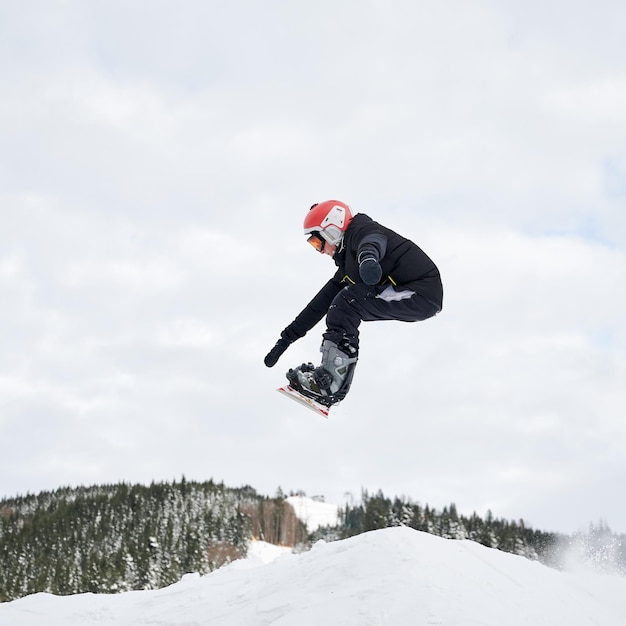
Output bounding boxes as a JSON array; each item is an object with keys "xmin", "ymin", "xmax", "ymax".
[
  {"xmin": 0, "ymin": 0, "xmax": 625, "ymax": 533},
  {"xmin": 46, "ymin": 79, "xmax": 178, "ymax": 131},
  {"xmin": 544, "ymin": 76, "xmax": 626, "ymax": 128},
  {"xmin": 156, "ymin": 319, "xmax": 215, "ymax": 349},
  {"xmin": 181, "ymin": 229, "xmax": 263, "ymax": 270},
  {"xmin": 65, "ymin": 257, "xmax": 184, "ymax": 291},
  {"xmin": 438, "ymin": 224, "xmax": 626, "ymax": 335},
  {"xmin": 230, "ymin": 124, "xmax": 316, "ymax": 162}
]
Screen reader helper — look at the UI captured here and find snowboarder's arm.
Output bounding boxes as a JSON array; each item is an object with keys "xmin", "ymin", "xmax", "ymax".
[
  {"xmin": 284, "ymin": 276, "xmax": 342, "ymax": 340},
  {"xmin": 357, "ymin": 232, "xmax": 387, "ymax": 285},
  {"xmin": 264, "ymin": 275, "xmax": 343, "ymax": 367}
]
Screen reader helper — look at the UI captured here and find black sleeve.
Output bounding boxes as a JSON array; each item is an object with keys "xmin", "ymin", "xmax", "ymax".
[
  {"xmin": 282, "ymin": 273, "xmax": 343, "ymax": 342},
  {"xmin": 357, "ymin": 231, "xmax": 387, "ymax": 263}
]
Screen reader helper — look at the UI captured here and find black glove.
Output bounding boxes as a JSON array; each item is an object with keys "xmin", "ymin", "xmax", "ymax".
[
  {"xmin": 264, "ymin": 335, "xmax": 291, "ymax": 367},
  {"xmin": 359, "ymin": 255, "xmax": 382, "ymax": 285}
]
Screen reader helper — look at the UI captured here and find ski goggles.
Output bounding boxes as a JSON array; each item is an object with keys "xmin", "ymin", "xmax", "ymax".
[{"xmin": 307, "ymin": 232, "xmax": 326, "ymax": 253}]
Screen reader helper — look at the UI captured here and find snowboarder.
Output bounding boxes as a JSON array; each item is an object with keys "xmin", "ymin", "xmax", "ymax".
[{"xmin": 265, "ymin": 200, "xmax": 443, "ymax": 407}]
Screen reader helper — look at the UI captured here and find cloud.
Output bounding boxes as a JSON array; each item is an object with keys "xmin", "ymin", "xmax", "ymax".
[{"xmin": 0, "ymin": 0, "xmax": 625, "ymax": 534}]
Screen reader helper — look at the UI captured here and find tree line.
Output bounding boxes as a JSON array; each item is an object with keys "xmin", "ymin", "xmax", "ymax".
[
  {"xmin": 317, "ymin": 490, "xmax": 626, "ymax": 574},
  {"xmin": 0, "ymin": 479, "xmax": 306, "ymax": 602}
]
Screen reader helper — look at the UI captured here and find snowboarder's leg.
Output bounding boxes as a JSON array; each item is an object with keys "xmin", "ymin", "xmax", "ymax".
[
  {"xmin": 325, "ymin": 283, "xmax": 440, "ymax": 346},
  {"xmin": 286, "ymin": 284, "xmax": 439, "ymax": 405}
]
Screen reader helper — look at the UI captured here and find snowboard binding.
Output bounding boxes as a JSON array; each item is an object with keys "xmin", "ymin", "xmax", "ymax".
[{"xmin": 286, "ymin": 340, "xmax": 358, "ymax": 407}]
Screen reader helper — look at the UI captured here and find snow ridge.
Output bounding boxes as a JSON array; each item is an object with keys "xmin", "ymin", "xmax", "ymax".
[{"xmin": 2, "ymin": 526, "xmax": 626, "ymax": 626}]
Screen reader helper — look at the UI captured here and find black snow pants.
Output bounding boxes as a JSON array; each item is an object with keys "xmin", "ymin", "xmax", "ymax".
[{"xmin": 323, "ymin": 283, "xmax": 441, "ymax": 349}]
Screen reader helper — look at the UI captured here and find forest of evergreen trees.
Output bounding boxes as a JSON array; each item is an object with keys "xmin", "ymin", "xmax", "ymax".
[
  {"xmin": 326, "ymin": 490, "xmax": 626, "ymax": 575},
  {"xmin": 0, "ymin": 479, "xmax": 307, "ymax": 602},
  {"xmin": 1, "ymin": 481, "xmax": 624, "ymax": 602},
  {"xmin": 327, "ymin": 490, "xmax": 555, "ymax": 561}
]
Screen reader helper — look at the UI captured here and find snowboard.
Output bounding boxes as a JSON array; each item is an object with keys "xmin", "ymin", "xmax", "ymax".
[{"xmin": 277, "ymin": 385, "xmax": 331, "ymax": 419}]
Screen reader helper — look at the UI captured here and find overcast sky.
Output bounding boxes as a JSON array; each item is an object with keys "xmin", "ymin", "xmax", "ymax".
[{"xmin": 1, "ymin": 0, "xmax": 625, "ymax": 535}]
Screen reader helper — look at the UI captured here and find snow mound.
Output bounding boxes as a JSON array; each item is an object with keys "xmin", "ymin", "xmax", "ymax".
[
  {"xmin": 244, "ymin": 539, "xmax": 292, "ymax": 565},
  {"xmin": 2, "ymin": 527, "xmax": 626, "ymax": 626}
]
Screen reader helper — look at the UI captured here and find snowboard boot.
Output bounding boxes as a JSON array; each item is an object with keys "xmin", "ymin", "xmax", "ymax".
[{"xmin": 287, "ymin": 338, "xmax": 358, "ymax": 406}]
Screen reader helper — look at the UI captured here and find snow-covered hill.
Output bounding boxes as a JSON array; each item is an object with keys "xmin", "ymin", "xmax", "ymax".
[
  {"xmin": 2, "ymin": 526, "xmax": 625, "ymax": 626},
  {"xmin": 285, "ymin": 494, "xmax": 339, "ymax": 531}
]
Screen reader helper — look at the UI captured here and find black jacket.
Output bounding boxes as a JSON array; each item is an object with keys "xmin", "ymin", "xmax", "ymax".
[{"xmin": 283, "ymin": 214, "xmax": 443, "ymax": 342}]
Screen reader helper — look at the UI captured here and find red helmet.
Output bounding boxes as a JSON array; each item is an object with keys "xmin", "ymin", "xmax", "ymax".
[{"xmin": 304, "ymin": 200, "xmax": 353, "ymax": 246}]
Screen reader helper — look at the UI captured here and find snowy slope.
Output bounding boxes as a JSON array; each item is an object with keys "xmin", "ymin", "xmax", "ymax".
[
  {"xmin": 285, "ymin": 495, "xmax": 339, "ymax": 531},
  {"xmin": 2, "ymin": 527, "xmax": 625, "ymax": 626}
]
